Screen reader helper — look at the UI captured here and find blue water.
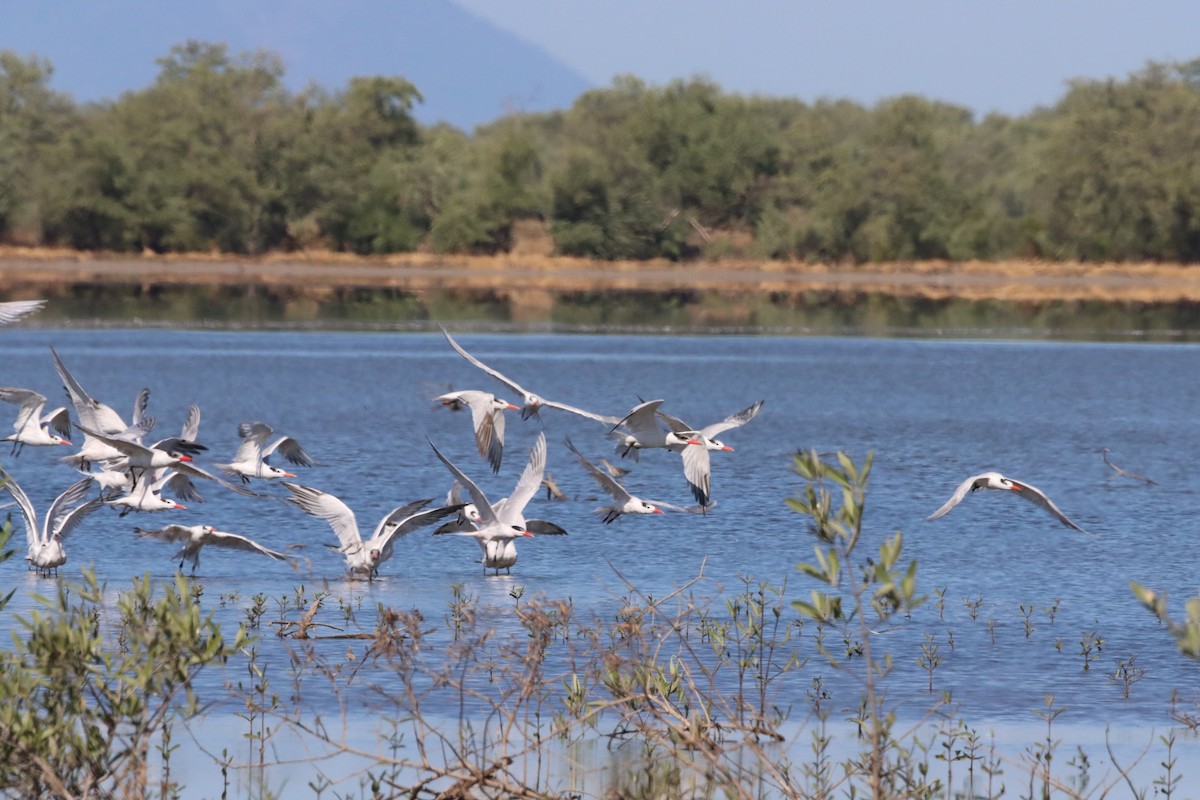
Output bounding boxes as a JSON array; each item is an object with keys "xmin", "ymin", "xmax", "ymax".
[{"xmin": 2, "ymin": 329, "xmax": 1198, "ymax": 792}]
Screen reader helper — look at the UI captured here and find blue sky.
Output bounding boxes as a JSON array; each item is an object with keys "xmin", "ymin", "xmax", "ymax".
[
  {"xmin": 454, "ymin": 0, "xmax": 1200, "ymax": 116},
  {"xmin": 4, "ymin": 1, "xmax": 1200, "ymax": 129}
]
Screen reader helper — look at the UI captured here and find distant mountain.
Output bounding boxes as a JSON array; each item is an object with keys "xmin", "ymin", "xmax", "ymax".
[{"xmin": 4, "ymin": 0, "xmax": 594, "ymax": 131}]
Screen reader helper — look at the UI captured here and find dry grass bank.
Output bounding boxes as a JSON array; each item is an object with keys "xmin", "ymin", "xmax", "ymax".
[{"xmin": 3, "ymin": 246, "xmax": 1200, "ymax": 304}]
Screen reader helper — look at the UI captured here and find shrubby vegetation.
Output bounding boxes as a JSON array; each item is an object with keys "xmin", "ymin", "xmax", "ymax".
[
  {"xmin": 3, "ymin": 42, "xmax": 1200, "ymax": 263},
  {"xmin": 2, "ymin": 455, "xmax": 1197, "ymax": 798}
]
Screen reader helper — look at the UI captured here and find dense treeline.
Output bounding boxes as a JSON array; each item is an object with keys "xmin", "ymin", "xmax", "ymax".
[{"xmin": 3, "ymin": 41, "xmax": 1200, "ymax": 263}]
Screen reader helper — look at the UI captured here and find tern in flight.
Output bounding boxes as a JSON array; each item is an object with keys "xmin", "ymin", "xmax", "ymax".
[
  {"xmin": 610, "ymin": 399, "xmax": 764, "ymax": 506},
  {"xmin": 434, "ymin": 389, "xmax": 519, "ymax": 473},
  {"xmin": 927, "ymin": 471, "xmax": 1091, "ymax": 534},
  {"xmin": 441, "ymin": 327, "xmax": 620, "ymax": 424},
  {"xmin": 215, "ymin": 421, "xmax": 315, "ymax": 482},
  {"xmin": 564, "ymin": 437, "xmax": 706, "ymax": 523},
  {"xmin": 0, "ymin": 387, "xmax": 72, "ymax": 454},
  {"xmin": 135, "ymin": 523, "xmax": 290, "ymax": 574}
]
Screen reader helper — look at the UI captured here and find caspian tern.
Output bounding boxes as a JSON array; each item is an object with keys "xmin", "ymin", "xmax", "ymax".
[
  {"xmin": 0, "ymin": 387, "xmax": 72, "ymax": 454},
  {"xmin": 927, "ymin": 471, "xmax": 1091, "ymax": 534},
  {"xmin": 0, "ymin": 466, "xmax": 103, "ymax": 576},
  {"xmin": 102, "ymin": 477, "xmax": 187, "ymax": 515},
  {"xmin": 52, "ymin": 347, "xmax": 156, "ymax": 468},
  {"xmin": 215, "ymin": 421, "xmax": 314, "ymax": 482},
  {"xmin": 610, "ymin": 399, "xmax": 763, "ymax": 506},
  {"xmin": 428, "ymin": 431, "xmax": 565, "ymax": 574},
  {"xmin": 435, "ymin": 389, "xmax": 519, "ymax": 473},
  {"xmin": 282, "ymin": 484, "xmax": 461, "ymax": 579},
  {"xmin": 73, "ymin": 424, "xmax": 199, "ymax": 484},
  {"xmin": 0, "ymin": 299, "xmax": 46, "ymax": 326},
  {"xmin": 134, "ymin": 524, "xmax": 289, "ymax": 574},
  {"xmin": 441, "ymin": 327, "xmax": 620, "ymax": 424},
  {"xmin": 564, "ymin": 437, "xmax": 705, "ymax": 524}
]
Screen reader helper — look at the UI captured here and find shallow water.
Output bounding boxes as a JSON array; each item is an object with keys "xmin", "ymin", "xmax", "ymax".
[{"xmin": 2, "ymin": 328, "xmax": 1199, "ymax": 793}]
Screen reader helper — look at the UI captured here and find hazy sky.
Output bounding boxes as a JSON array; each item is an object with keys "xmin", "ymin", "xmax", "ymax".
[
  {"xmin": 4, "ymin": 1, "xmax": 1200, "ymax": 128},
  {"xmin": 453, "ymin": 0, "xmax": 1200, "ymax": 116}
]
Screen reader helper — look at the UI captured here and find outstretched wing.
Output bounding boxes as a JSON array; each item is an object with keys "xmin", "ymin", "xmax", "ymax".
[
  {"xmin": 263, "ymin": 435, "xmax": 315, "ymax": 467},
  {"xmin": 47, "ymin": 478, "xmax": 102, "ymax": 542},
  {"xmin": 1009, "ymin": 478, "xmax": 1091, "ymax": 534},
  {"xmin": 282, "ymin": 482, "xmax": 362, "ymax": 549},
  {"xmin": 701, "ymin": 400, "xmax": 765, "ymax": 438},
  {"xmin": 0, "ymin": 299, "xmax": 46, "ymax": 326},
  {"xmin": 203, "ymin": 529, "xmax": 289, "ymax": 560},
  {"xmin": 498, "ymin": 432, "xmax": 546, "ymax": 526},
  {"xmin": 0, "ymin": 464, "xmax": 38, "ymax": 545},
  {"xmin": 427, "ymin": 438, "xmax": 497, "ymax": 526},
  {"xmin": 926, "ymin": 474, "xmax": 984, "ymax": 521},
  {"xmin": 442, "ymin": 327, "xmax": 531, "ymax": 401},
  {"xmin": 564, "ymin": 437, "xmax": 630, "ymax": 503},
  {"xmin": 134, "ymin": 524, "xmax": 199, "ymax": 544}
]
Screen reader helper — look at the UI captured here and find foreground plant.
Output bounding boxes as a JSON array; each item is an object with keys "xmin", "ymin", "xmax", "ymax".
[{"xmin": 0, "ymin": 569, "xmax": 241, "ymax": 798}]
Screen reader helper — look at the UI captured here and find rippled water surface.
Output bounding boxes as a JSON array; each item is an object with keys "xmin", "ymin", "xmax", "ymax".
[{"xmin": 2, "ymin": 328, "xmax": 1198, "ymax": 791}]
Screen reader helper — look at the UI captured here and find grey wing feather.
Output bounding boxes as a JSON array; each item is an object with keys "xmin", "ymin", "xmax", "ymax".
[
  {"xmin": 610, "ymin": 399, "xmax": 666, "ymax": 436},
  {"xmin": 701, "ymin": 400, "xmax": 765, "ymax": 438},
  {"xmin": 427, "ymin": 438, "xmax": 498, "ymax": 526},
  {"xmin": 499, "ymin": 432, "xmax": 546, "ymax": 526},
  {"xmin": 281, "ymin": 482, "xmax": 363, "ymax": 549},
  {"xmin": 468, "ymin": 402, "xmax": 504, "ymax": 474},
  {"xmin": 541, "ymin": 399, "xmax": 622, "ymax": 426},
  {"xmin": 178, "ymin": 404, "xmax": 202, "ymax": 442},
  {"xmin": 926, "ymin": 475, "xmax": 981, "ymax": 520},
  {"xmin": 0, "ymin": 464, "xmax": 39, "ymax": 545},
  {"xmin": 134, "ymin": 524, "xmax": 197, "ymax": 543},
  {"xmin": 376, "ymin": 504, "xmax": 464, "ymax": 552},
  {"xmin": 48, "ymin": 480, "xmax": 102, "ymax": 542},
  {"xmin": 205, "ymin": 530, "xmax": 289, "ymax": 560},
  {"xmin": 264, "ymin": 436, "xmax": 314, "ymax": 467},
  {"xmin": 564, "ymin": 437, "xmax": 630, "ymax": 503},
  {"xmin": 45, "ymin": 406, "xmax": 72, "ymax": 438},
  {"xmin": 1010, "ymin": 479, "xmax": 1091, "ymax": 534},
  {"xmin": 680, "ymin": 444, "xmax": 712, "ymax": 506},
  {"xmin": 441, "ymin": 327, "xmax": 531, "ymax": 399}
]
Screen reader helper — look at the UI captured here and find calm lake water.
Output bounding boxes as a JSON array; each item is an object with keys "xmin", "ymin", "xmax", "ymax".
[{"xmin": 2, "ymin": 327, "xmax": 1198, "ymax": 793}]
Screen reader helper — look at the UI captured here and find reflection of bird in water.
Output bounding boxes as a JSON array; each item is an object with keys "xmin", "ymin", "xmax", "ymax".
[
  {"xmin": 1101, "ymin": 448, "xmax": 1156, "ymax": 485},
  {"xmin": 927, "ymin": 471, "xmax": 1091, "ymax": 534},
  {"xmin": 598, "ymin": 458, "xmax": 631, "ymax": 478}
]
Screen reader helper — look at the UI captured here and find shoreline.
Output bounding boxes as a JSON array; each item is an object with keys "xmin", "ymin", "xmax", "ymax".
[{"xmin": 3, "ymin": 251, "xmax": 1200, "ymax": 304}]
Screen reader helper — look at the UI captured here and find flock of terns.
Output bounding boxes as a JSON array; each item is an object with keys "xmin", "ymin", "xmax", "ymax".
[{"xmin": 0, "ymin": 298, "xmax": 1099, "ymax": 582}]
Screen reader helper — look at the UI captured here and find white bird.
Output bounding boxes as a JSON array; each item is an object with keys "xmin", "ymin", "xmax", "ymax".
[
  {"xmin": 0, "ymin": 387, "xmax": 72, "ymax": 454},
  {"xmin": 611, "ymin": 399, "xmax": 764, "ymax": 506},
  {"xmin": 215, "ymin": 421, "xmax": 314, "ymax": 482},
  {"xmin": 52, "ymin": 346, "xmax": 152, "ymax": 439},
  {"xmin": 434, "ymin": 389, "xmax": 519, "ymax": 473},
  {"xmin": 429, "ymin": 431, "xmax": 565, "ymax": 574},
  {"xmin": 608, "ymin": 399, "xmax": 692, "ymax": 458},
  {"xmin": 441, "ymin": 327, "xmax": 620, "ymax": 423},
  {"xmin": 282, "ymin": 484, "xmax": 461, "ymax": 579},
  {"xmin": 564, "ymin": 438, "xmax": 706, "ymax": 524},
  {"xmin": 927, "ymin": 471, "xmax": 1091, "ymax": 533},
  {"xmin": 0, "ymin": 466, "xmax": 103, "ymax": 576},
  {"xmin": 104, "ymin": 487, "xmax": 187, "ymax": 515},
  {"xmin": 73, "ymin": 424, "xmax": 199, "ymax": 484},
  {"xmin": 134, "ymin": 524, "xmax": 289, "ymax": 574},
  {"xmin": 53, "ymin": 347, "xmax": 155, "ymax": 468},
  {"xmin": 0, "ymin": 299, "xmax": 46, "ymax": 326}
]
